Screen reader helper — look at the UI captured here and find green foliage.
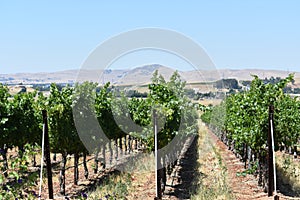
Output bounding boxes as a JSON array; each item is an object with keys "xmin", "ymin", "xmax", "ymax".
[
  {"xmin": 0, "ymin": 71, "xmax": 198, "ymax": 198},
  {"xmin": 202, "ymin": 74, "xmax": 299, "ymax": 155},
  {"xmin": 0, "ymin": 144, "xmax": 38, "ymax": 200},
  {"xmin": 126, "ymin": 71, "xmax": 198, "ymax": 151},
  {"xmin": 0, "ymin": 84, "xmax": 42, "ymax": 168},
  {"xmin": 0, "ymin": 84, "xmax": 10, "ymax": 148},
  {"xmin": 275, "ymin": 94, "xmax": 300, "ymax": 147},
  {"xmin": 94, "ymin": 82, "xmax": 126, "ymax": 140},
  {"xmin": 47, "ymin": 83, "xmax": 88, "ymax": 154},
  {"xmin": 6, "ymin": 92, "xmax": 41, "ymax": 148}
]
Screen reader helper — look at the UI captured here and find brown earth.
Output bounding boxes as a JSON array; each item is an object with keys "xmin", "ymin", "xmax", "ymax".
[{"xmin": 207, "ymin": 129, "xmax": 300, "ymax": 200}]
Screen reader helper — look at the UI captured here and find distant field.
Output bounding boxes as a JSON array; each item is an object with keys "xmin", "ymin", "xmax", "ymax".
[{"xmin": 196, "ymin": 98, "xmax": 223, "ymax": 106}]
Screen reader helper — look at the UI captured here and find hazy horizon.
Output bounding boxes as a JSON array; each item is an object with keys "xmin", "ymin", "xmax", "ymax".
[{"xmin": 1, "ymin": 64, "xmax": 299, "ymax": 75}]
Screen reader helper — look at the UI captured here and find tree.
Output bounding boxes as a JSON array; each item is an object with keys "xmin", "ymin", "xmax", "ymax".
[{"xmin": 214, "ymin": 79, "xmax": 240, "ymax": 89}]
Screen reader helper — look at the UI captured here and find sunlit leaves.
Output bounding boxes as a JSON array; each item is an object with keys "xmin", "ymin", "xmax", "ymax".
[{"xmin": 203, "ymin": 74, "xmax": 299, "ymax": 153}]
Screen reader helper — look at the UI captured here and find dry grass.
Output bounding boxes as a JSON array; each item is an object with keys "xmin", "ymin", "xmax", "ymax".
[
  {"xmin": 87, "ymin": 154, "xmax": 156, "ymax": 200},
  {"xmin": 196, "ymin": 98, "xmax": 223, "ymax": 106},
  {"xmin": 276, "ymin": 152, "xmax": 300, "ymax": 195},
  {"xmin": 191, "ymin": 122, "xmax": 234, "ymax": 200}
]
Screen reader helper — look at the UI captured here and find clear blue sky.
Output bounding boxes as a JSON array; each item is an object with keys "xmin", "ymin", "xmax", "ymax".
[{"xmin": 1, "ymin": 1, "xmax": 300, "ymax": 74}]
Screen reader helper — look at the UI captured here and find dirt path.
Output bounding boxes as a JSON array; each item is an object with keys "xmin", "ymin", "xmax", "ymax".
[
  {"xmin": 207, "ymin": 128, "xmax": 299, "ymax": 200},
  {"xmin": 207, "ymin": 130, "xmax": 269, "ymax": 200},
  {"xmin": 162, "ymin": 124, "xmax": 292, "ymax": 200}
]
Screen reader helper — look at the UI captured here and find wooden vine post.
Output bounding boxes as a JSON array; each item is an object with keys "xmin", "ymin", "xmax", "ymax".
[
  {"xmin": 42, "ymin": 110, "xmax": 54, "ymax": 199},
  {"xmin": 268, "ymin": 105, "xmax": 279, "ymax": 200},
  {"xmin": 267, "ymin": 105, "xmax": 274, "ymax": 196},
  {"xmin": 154, "ymin": 109, "xmax": 162, "ymax": 200}
]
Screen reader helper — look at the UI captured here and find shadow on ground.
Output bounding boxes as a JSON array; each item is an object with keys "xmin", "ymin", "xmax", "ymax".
[{"xmin": 164, "ymin": 135, "xmax": 202, "ymax": 199}]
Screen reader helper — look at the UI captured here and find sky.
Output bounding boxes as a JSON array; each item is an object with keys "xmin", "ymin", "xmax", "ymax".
[{"xmin": 0, "ymin": 1, "xmax": 300, "ymax": 74}]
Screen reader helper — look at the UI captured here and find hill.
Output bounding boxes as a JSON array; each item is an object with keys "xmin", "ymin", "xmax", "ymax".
[{"xmin": 1, "ymin": 65, "xmax": 300, "ymax": 87}]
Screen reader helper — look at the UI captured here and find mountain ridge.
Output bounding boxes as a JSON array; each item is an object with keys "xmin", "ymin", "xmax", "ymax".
[{"xmin": 1, "ymin": 64, "xmax": 299, "ymax": 86}]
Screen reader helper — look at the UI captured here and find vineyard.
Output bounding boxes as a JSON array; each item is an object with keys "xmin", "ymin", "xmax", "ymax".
[
  {"xmin": 1, "ymin": 70, "xmax": 300, "ymax": 199},
  {"xmin": 201, "ymin": 74, "xmax": 300, "ymax": 197},
  {"xmin": 0, "ymin": 71, "xmax": 198, "ymax": 199}
]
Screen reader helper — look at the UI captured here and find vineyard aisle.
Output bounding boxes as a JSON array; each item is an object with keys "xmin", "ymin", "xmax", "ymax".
[
  {"xmin": 204, "ymin": 125, "xmax": 296, "ymax": 200},
  {"xmin": 204, "ymin": 127, "xmax": 267, "ymax": 200},
  {"xmin": 163, "ymin": 122, "xmax": 274, "ymax": 200},
  {"xmin": 90, "ymin": 122, "xmax": 275, "ymax": 200}
]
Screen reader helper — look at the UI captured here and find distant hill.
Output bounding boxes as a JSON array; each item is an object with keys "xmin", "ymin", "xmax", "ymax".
[{"xmin": 1, "ymin": 64, "xmax": 300, "ymax": 87}]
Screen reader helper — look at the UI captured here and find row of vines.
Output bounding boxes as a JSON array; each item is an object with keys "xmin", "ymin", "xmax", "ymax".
[
  {"xmin": 201, "ymin": 74, "xmax": 300, "ymax": 191},
  {"xmin": 0, "ymin": 71, "xmax": 199, "ymax": 199}
]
